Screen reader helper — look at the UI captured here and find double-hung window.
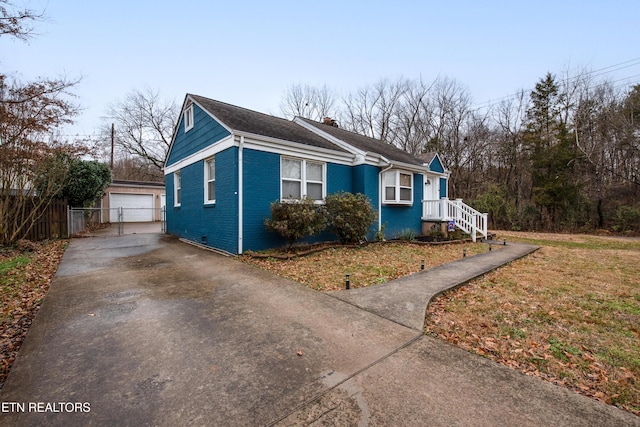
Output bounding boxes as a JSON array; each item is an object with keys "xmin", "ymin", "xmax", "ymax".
[
  {"xmin": 205, "ymin": 157, "xmax": 215, "ymax": 204},
  {"xmin": 281, "ymin": 158, "xmax": 325, "ymax": 201},
  {"xmin": 184, "ymin": 104, "xmax": 194, "ymax": 132},
  {"xmin": 383, "ymin": 170, "xmax": 413, "ymax": 204},
  {"xmin": 174, "ymin": 171, "xmax": 181, "ymax": 206}
]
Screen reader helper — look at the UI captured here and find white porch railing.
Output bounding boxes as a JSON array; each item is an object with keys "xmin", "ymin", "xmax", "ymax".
[{"xmin": 422, "ymin": 198, "xmax": 488, "ymax": 242}]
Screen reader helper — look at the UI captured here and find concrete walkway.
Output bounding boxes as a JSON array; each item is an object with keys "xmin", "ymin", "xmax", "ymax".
[
  {"xmin": 1, "ymin": 234, "xmax": 638, "ymax": 426},
  {"xmin": 329, "ymin": 242, "xmax": 539, "ymax": 330}
]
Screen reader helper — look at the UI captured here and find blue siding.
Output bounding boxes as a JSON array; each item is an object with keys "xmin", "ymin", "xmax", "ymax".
[
  {"xmin": 241, "ymin": 156, "xmax": 383, "ymax": 251},
  {"xmin": 430, "ymin": 155, "xmax": 445, "ymax": 173},
  {"xmin": 166, "ymin": 147, "xmax": 239, "ymax": 254},
  {"xmin": 439, "ymin": 177, "xmax": 448, "ymax": 199},
  {"xmin": 167, "ymin": 143, "xmax": 436, "ymax": 252},
  {"xmin": 327, "ymin": 163, "xmax": 352, "ymax": 194},
  {"xmin": 381, "ymin": 174, "xmax": 424, "ymax": 238},
  {"xmin": 350, "ymin": 164, "xmax": 380, "ymax": 239},
  {"xmin": 166, "ymin": 104, "xmax": 231, "ymax": 166},
  {"xmin": 241, "ymin": 149, "xmax": 286, "ymax": 251},
  {"xmin": 351, "ymin": 164, "xmax": 379, "ymax": 206}
]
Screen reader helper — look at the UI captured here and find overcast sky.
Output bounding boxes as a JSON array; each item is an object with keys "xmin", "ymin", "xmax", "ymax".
[{"xmin": 3, "ymin": 0, "xmax": 639, "ymax": 139}]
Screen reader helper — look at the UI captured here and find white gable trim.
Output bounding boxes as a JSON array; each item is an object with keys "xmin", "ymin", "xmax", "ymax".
[
  {"xmin": 188, "ymin": 96, "xmax": 234, "ymax": 134},
  {"xmin": 163, "ymin": 130, "xmax": 358, "ymax": 175},
  {"xmin": 293, "ymin": 117, "xmax": 367, "ymax": 159},
  {"xmin": 163, "ymin": 94, "xmax": 235, "ymax": 171},
  {"xmin": 421, "ymin": 152, "xmax": 451, "ymax": 177},
  {"xmin": 164, "ymin": 135, "xmax": 234, "ymax": 175},
  {"xmin": 235, "ymin": 131, "xmax": 355, "ymax": 165}
]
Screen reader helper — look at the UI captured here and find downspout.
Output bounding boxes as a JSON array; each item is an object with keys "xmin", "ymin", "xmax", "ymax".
[
  {"xmin": 238, "ymin": 135, "xmax": 244, "ymax": 254},
  {"xmin": 378, "ymin": 156, "xmax": 393, "ymax": 233}
]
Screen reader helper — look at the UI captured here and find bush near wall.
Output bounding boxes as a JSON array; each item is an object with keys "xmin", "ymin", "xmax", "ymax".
[
  {"xmin": 264, "ymin": 192, "xmax": 376, "ymax": 246},
  {"xmin": 264, "ymin": 198, "xmax": 327, "ymax": 246},
  {"xmin": 324, "ymin": 192, "xmax": 376, "ymax": 244}
]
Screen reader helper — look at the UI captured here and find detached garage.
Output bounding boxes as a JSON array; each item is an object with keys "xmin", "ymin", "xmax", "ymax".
[
  {"xmin": 109, "ymin": 193, "xmax": 154, "ymax": 222},
  {"xmin": 100, "ymin": 180, "xmax": 166, "ymax": 223}
]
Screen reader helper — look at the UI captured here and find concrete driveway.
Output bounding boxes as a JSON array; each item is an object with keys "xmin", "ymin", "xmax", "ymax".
[{"xmin": 1, "ymin": 234, "xmax": 638, "ymax": 426}]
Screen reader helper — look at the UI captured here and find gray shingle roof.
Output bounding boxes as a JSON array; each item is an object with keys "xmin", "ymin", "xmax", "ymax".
[
  {"xmin": 416, "ymin": 152, "xmax": 437, "ymax": 164},
  {"xmin": 189, "ymin": 95, "xmax": 348, "ymax": 153},
  {"xmin": 296, "ymin": 117, "xmax": 424, "ymax": 166}
]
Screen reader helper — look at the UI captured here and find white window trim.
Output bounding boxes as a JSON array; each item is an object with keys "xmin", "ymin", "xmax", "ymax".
[
  {"xmin": 382, "ymin": 170, "xmax": 413, "ymax": 205},
  {"xmin": 204, "ymin": 157, "xmax": 215, "ymax": 204},
  {"xmin": 184, "ymin": 104, "xmax": 194, "ymax": 132},
  {"xmin": 280, "ymin": 157, "xmax": 326, "ymax": 202},
  {"xmin": 174, "ymin": 171, "xmax": 181, "ymax": 207}
]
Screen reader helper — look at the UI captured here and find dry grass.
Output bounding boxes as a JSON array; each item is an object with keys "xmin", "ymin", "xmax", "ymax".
[
  {"xmin": 426, "ymin": 231, "xmax": 640, "ymax": 415},
  {"xmin": 241, "ymin": 241, "xmax": 490, "ymax": 291},
  {"xmin": 242, "ymin": 232, "xmax": 639, "ymax": 415}
]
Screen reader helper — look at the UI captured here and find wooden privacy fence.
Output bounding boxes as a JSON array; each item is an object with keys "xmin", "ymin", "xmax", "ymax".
[{"xmin": 2, "ymin": 197, "xmax": 68, "ymax": 242}]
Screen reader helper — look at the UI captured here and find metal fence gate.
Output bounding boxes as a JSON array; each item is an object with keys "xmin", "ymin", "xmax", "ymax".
[{"xmin": 68, "ymin": 207, "xmax": 166, "ymax": 236}]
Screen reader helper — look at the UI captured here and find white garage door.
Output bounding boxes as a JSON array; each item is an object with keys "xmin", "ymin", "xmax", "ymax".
[{"xmin": 110, "ymin": 193, "xmax": 154, "ymax": 222}]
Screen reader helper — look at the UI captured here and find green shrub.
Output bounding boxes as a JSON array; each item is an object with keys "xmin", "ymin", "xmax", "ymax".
[
  {"xmin": 325, "ymin": 192, "xmax": 376, "ymax": 244},
  {"xmin": 264, "ymin": 198, "xmax": 327, "ymax": 246},
  {"xmin": 613, "ymin": 205, "xmax": 640, "ymax": 233},
  {"xmin": 396, "ymin": 228, "xmax": 416, "ymax": 241}
]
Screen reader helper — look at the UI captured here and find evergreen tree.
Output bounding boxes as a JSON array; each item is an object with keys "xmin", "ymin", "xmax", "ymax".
[{"xmin": 525, "ymin": 73, "xmax": 583, "ymax": 228}]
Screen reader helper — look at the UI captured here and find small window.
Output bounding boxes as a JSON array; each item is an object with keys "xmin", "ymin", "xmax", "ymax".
[
  {"xmin": 205, "ymin": 157, "xmax": 215, "ymax": 203},
  {"xmin": 281, "ymin": 157, "xmax": 325, "ymax": 201},
  {"xmin": 383, "ymin": 170, "xmax": 413, "ymax": 205},
  {"xmin": 184, "ymin": 104, "xmax": 194, "ymax": 132},
  {"xmin": 174, "ymin": 171, "xmax": 181, "ymax": 206},
  {"xmin": 282, "ymin": 158, "xmax": 302, "ymax": 199}
]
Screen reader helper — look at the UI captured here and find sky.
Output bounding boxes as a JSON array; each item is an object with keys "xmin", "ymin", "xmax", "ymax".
[{"xmin": 2, "ymin": 0, "xmax": 640, "ymax": 140}]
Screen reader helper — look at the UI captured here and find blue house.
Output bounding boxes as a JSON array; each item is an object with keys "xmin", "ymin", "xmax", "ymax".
[{"xmin": 164, "ymin": 94, "xmax": 486, "ymax": 255}]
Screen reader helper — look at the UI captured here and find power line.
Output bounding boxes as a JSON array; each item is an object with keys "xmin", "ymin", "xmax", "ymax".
[{"xmin": 472, "ymin": 57, "xmax": 640, "ymax": 111}]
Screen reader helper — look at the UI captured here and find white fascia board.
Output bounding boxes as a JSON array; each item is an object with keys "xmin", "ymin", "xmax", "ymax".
[
  {"xmin": 163, "ymin": 129, "xmax": 357, "ymax": 175},
  {"xmin": 293, "ymin": 117, "xmax": 367, "ymax": 158},
  {"xmin": 163, "ymin": 95, "xmax": 191, "ymax": 170},
  {"xmin": 383, "ymin": 160, "xmax": 430, "ymax": 174},
  {"xmin": 294, "ymin": 117, "xmax": 428, "ymax": 172},
  {"xmin": 163, "ymin": 135, "xmax": 235, "ymax": 175},
  {"xmin": 427, "ymin": 153, "xmax": 451, "ymax": 176},
  {"xmin": 235, "ymin": 131, "xmax": 355, "ymax": 165}
]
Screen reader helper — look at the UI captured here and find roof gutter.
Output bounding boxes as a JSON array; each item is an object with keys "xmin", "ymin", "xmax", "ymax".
[{"xmin": 238, "ymin": 135, "xmax": 244, "ymax": 254}]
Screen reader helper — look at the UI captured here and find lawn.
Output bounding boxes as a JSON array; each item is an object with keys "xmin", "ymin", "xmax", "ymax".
[
  {"xmin": 3, "ymin": 232, "xmax": 638, "ymax": 416},
  {"xmin": 243, "ymin": 232, "xmax": 640, "ymax": 416},
  {"xmin": 242, "ymin": 240, "xmax": 489, "ymax": 291},
  {"xmin": 0, "ymin": 240, "xmax": 67, "ymax": 389},
  {"xmin": 426, "ymin": 231, "xmax": 640, "ymax": 416}
]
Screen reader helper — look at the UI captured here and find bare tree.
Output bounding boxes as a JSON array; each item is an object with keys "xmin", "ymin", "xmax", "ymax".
[
  {"xmin": 340, "ymin": 77, "xmax": 410, "ymax": 143},
  {"xmin": 279, "ymin": 84, "xmax": 337, "ymax": 121},
  {"xmin": 0, "ymin": 0, "xmax": 43, "ymax": 40},
  {"xmin": 0, "ymin": 75, "xmax": 86, "ymax": 243},
  {"xmin": 105, "ymin": 88, "xmax": 178, "ymax": 173},
  {"xmin": 393, "ymin": 77, "xmax": 435, "ymax": 155}
]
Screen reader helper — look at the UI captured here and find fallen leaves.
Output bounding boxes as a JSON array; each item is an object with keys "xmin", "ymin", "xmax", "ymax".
[
  {"xmin": 425, "ymin": 234, "xmax": 640, "ymax": 416},
  {"xmin": 242, "ymin": 241, "xmax": 489, "ymax": 291},
  {"xmin": 0, "ymin": 239, "xmax": 67, "ymax": 389}
]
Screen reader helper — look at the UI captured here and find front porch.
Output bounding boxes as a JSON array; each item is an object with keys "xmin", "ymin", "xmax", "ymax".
[{"xmin": 422, "ymin": 198, "xmax": 488, "ymax": 242}]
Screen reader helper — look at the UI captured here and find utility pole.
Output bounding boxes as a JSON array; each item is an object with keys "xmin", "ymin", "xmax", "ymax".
[{"xmin": 110, "ymin": 123, "xmax": 115, "ymax": 170}]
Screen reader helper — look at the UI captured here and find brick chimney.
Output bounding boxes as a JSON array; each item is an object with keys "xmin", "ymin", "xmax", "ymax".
[{"xmin": 322, "ymin": 117, "xmax": 339, "ymax": 127}]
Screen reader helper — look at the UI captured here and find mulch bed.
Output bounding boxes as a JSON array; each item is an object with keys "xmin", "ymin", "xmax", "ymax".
[{"xmin": 243, "ymin": 237, "xmax": 474, "ymax": 260}]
